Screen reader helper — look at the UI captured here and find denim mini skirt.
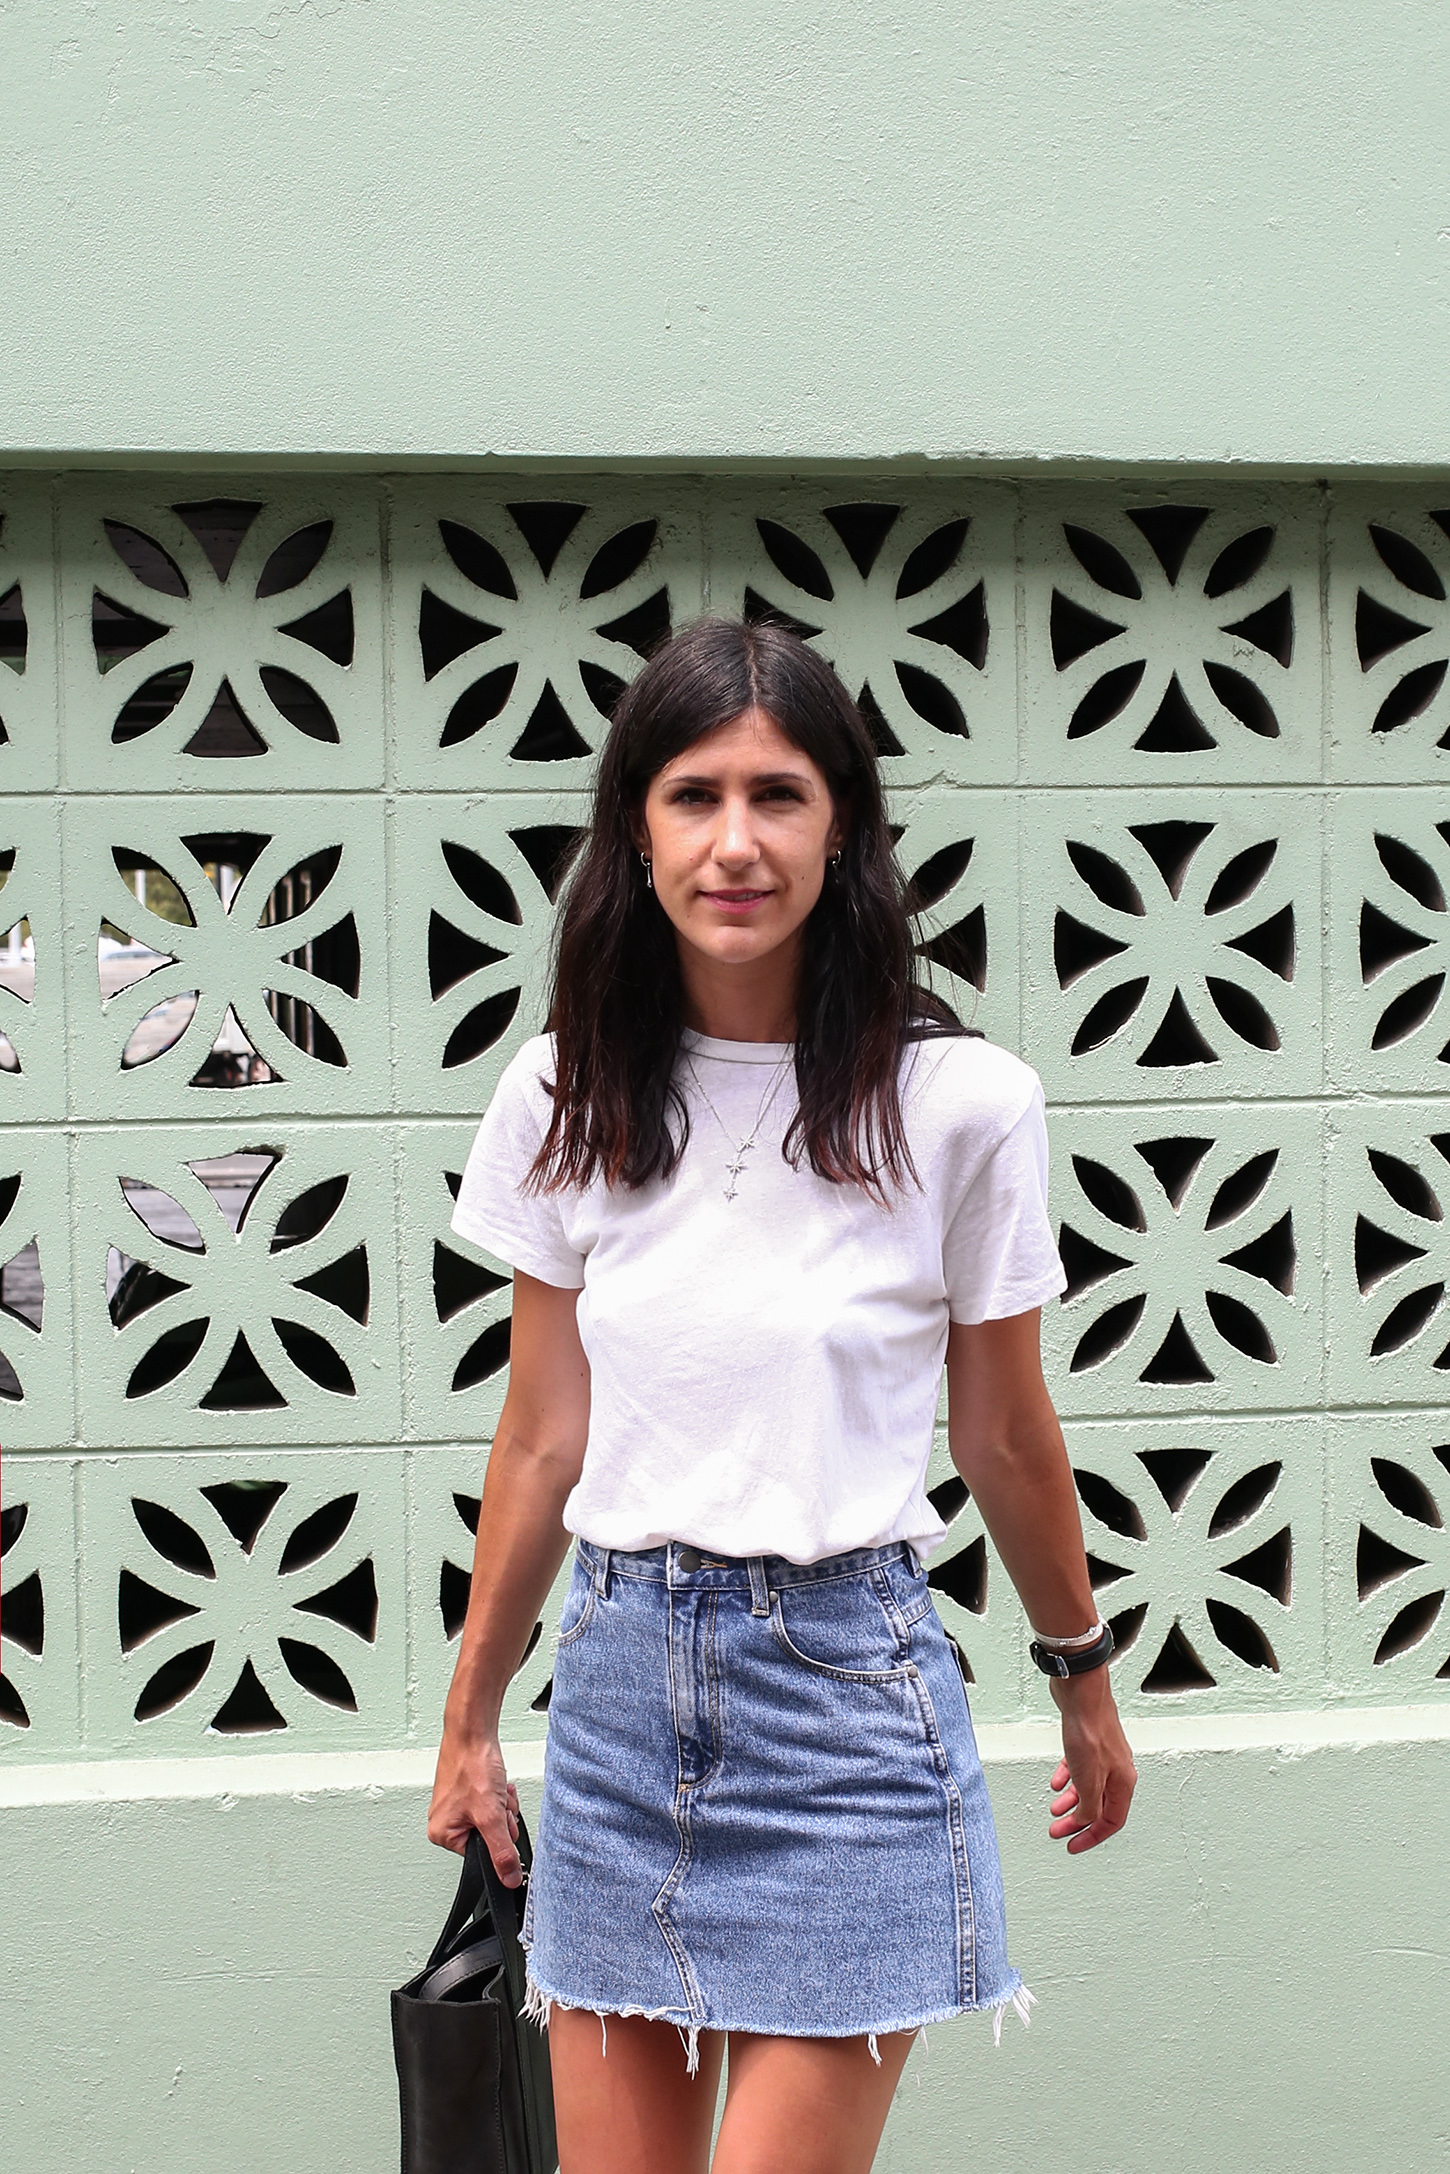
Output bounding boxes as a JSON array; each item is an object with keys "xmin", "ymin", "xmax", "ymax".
[{"xmin": 520, "ymin": 1537, "xmax": 1030, "ymax": 2064}]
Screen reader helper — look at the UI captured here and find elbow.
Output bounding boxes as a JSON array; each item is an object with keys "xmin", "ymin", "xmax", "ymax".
[{"xmin": 950, "ymin": 1406, "xmax": 1065, "ymax": 1492}]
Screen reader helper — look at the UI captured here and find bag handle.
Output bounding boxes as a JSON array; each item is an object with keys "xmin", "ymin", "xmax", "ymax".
[
  {"xmin": 415, "ymin": 1930, "xmax": 504, "ymax": 2003},
  {"xmin": 469, "ymin": 1823, "xmax": 533, "ymax": 2016},
  {"xmin": 424, "ymin": 1816, "xmax": 533, "ymax": 1975}
]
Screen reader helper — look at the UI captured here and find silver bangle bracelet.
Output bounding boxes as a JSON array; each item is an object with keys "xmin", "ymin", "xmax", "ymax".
[{"xmin": 1030, "ymin": 1618, "xmax": 1107, "ymax": 1651}]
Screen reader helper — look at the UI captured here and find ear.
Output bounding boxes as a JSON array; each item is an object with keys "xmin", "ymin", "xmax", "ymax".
[{"xmin": 825, "ymin": 801, "xmax": 847, "ymax": 859}]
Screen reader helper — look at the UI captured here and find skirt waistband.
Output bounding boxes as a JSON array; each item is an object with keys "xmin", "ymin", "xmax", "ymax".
[{"xmin": 574, "ymin": 1534, "xmax": 917, "ymax": 1596}]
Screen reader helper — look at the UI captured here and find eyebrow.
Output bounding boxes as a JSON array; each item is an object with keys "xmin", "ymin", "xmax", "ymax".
[{"xmin": 663, "ymin": 768, "xmax": 815, "ymax": 788}]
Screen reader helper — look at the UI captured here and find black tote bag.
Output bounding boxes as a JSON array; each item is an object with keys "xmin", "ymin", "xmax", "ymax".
[{"xmin": 391, "ymin": 1821, "xmax": 558, "ymax": 2174}]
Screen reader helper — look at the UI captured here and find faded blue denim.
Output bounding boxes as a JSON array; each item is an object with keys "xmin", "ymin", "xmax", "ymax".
[{"xmin": 521, "ymin": 1537, "xmax": 1030, "ymax": 2065}]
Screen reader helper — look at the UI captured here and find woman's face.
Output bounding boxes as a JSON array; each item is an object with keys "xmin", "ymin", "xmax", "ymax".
[{"xmin": 637, "ymin": 707, "xmax": 844, "ymax": 981}]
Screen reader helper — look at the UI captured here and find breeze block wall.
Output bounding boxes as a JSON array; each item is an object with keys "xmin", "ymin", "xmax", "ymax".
[
  {"xmin": 6, "ymin": 476, "xmax": 1450, "ymax": 1751},
  {"xmin": 4, "ymin": 473, "xmax": 1450, "ymax": 2174}
]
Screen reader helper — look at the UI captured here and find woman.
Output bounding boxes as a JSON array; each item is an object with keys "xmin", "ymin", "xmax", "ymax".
[{"xmin": 428, "ymin": 617, "xmax": 1137, "ymax": 2174}]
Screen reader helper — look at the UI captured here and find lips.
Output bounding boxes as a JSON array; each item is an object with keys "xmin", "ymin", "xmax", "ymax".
[{"xmin": 701, "ymin": 890, "xmax": 771, "ymax": 909}]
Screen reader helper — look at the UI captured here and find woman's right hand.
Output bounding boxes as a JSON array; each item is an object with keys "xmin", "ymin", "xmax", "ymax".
[{"xmin": 427, "ymin": 1720, "xmax": 523, "ymax": 1885}]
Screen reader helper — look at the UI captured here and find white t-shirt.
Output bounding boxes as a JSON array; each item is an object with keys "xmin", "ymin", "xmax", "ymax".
[{"xmin": 451, "ymin": 1029, "xmax": 1066, "ymax": 1566}]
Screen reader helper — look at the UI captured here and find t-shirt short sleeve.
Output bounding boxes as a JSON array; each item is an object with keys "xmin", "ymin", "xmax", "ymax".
[
  {"xmin": 941, "ymin": 1081, "xmax": 1067, "ymax": 1325},
  {"xmin": 449, "ymin": 1041, "xmax": 587, "ymax": 1290}
]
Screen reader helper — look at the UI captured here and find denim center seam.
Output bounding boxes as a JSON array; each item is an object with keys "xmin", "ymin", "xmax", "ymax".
[{"xmin": 651, "ymin": 1578, "xmax": 719, "ymax": 2024}]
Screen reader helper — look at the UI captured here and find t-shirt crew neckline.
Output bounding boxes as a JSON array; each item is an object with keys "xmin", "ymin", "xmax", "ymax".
[{"xmin": 679, "ymin": 1029, "xmax": 793, "ymax": 1066}]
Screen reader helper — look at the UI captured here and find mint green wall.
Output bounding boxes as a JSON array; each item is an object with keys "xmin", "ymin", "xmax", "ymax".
[
  {"xmin": 4, "ymin": 469, "xmax": 1450, "ymax": 2171},
  {"xmin": 6, "ymin": 6, "xmax": 1450, "ymax": 2165},
  {"xmin": 6, "ymin": 1718, "xmax": 1449, "ymax": 2174},
  {"xmin": 7, "ymin": 3, "xmax": 1450, "ymax": 468}
]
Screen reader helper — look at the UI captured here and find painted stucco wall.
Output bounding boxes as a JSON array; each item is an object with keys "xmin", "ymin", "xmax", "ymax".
[
  {"xmin": 4, "ymin": 471, "xmax": 1450, "ymax": 2172},
  {"xmin": 6, "ymin": 1, "xmax": 1450, "ymax": 469},
  {"xmin": 5, "ymin": 1715, "xmax": 1448, "ymax": 2174},
  {"xmin": 4, "ymin": 8, "xmax": 1450, "ymax": 2170}
]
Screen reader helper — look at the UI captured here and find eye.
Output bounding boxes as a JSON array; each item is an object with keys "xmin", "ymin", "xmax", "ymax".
[{"xmin": 667, "ymin": 785, "xmax": 714, "ymax": 805}]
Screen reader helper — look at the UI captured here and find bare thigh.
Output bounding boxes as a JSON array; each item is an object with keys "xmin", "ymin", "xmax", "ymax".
[
  {"xmin": 549, "ymin": 2008, "xmax": 725, "ymax": 2174},
  {"xmin": 713, "ymin": 2030, "xmax": 916, "ymax": 2174}
]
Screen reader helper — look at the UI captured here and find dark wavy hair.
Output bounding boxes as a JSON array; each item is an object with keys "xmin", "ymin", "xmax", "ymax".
[{"xmin": 530, "ymin": 617, "xmax": 960, "ymax": 1197}]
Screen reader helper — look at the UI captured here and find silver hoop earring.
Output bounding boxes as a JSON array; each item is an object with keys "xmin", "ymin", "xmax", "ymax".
[
  {"xmin": 828, "ymin": 852, "xmax": 842, "ymax": 871},
  {"xmin": 640, "ymin": 852, "xmax": 653, "ymax": 891}
]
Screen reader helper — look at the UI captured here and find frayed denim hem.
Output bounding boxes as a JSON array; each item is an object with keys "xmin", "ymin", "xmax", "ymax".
[{"xmin": 522, "ymin": 1963, "xmax": 1035, "ymax": 2077}]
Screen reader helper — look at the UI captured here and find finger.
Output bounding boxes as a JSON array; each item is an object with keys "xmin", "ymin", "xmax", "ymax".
[
  {"xmin": 478, "ymin": 1818, "xmax": 524, "ymax": 1889},
  {"xmin": 1049, "ymin": 1759, "xmax": 1071, "ymax": 1791},
  {"xmin": 506, "ymin": 1783, "xmax": 520, "ymax": 1812},
  {"xmin": 426, "ymin": 1816, "xmax": 469, "ymax": 1856},
  {"xmin": 1066, "ymin": 1814, "xmax": 1126, "ymax": 1854},
  {"xmin": 1048, "ymin": 1808, "xmax": 1093, "ymax": 1841},
  {"xmin": 1061, "ymin": 1783, "xmax": 1134, "ymax": 1852},
  {"xmin": 1099, "ymin": 1768, "xmax": 1137, "ymax": 1832},
  {"xmin": 1049, "ymin": 1783, "xmax": 1080, "ymax": 1818},
  {"xmin": 1072, "ymin": 1767, "xmax": 1104, "ymax": 1827}
]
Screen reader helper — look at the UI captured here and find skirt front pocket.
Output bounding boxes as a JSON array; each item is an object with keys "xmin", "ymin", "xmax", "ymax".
[{"xmin": 769, "ymin": 1569, "xmax": 915, "ymax": 1681}]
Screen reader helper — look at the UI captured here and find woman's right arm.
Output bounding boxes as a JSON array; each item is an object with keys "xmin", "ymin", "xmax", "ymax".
[{"xmin": 426, "ymin": 1269, "xmax": 591, "ymax": 1884}]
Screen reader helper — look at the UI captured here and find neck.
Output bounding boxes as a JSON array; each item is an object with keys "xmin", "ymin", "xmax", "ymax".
[{"xmin": 677, "ymin": 939, "xmax": 799, "ymax": 1043}]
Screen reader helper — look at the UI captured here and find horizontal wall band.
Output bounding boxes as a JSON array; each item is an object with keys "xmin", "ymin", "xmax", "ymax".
[{"xmin": 5, "ymin": 1703, "xmax": 1449, "ymax": 1810}]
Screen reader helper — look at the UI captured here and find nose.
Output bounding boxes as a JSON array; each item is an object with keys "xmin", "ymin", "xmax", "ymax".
[{"xmin": 713, "ymin": 793, "xmax": 759, "ymax": 868}]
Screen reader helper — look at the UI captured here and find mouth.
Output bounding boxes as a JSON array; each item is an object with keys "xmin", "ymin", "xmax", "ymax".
[{"xmin": 700, "ymin": 889, "xmax": 772, "ymax": 913}]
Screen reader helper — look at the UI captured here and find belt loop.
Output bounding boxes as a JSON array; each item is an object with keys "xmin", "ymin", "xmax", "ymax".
[
  {"xmin": 748, "ymin": 1556, "xmax": 770, "ymax": 1617},
  {"xmin": 592, "ymin": 1545, "xmax": 611, "ymax": 1598}
]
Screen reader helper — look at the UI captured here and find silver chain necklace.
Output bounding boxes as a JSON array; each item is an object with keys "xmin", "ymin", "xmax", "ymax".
[{"xmin": 685, "ymin": 1050, "xmax": 794, "ymax": 1202}]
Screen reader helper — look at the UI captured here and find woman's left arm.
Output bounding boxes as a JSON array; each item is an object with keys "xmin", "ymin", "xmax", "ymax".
[{"xmin": 945, "ymin": 1309, "xmax": 1138, "ymax": 1854}]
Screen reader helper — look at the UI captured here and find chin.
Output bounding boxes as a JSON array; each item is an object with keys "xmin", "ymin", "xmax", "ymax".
[{"xmin": 691, "ymin": 924, "xmax": 781, "ymax": 964}]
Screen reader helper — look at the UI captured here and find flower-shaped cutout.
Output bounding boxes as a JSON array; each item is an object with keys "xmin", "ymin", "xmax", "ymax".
[
  {"xmin": 1352, "ymin": 1443, "xmax": 1450, "ymax": 1683},
  {"xmin": 436, "ymin": 1488, "xmax": 561, "ymax": 1723},
  {"xmin": 921, "ymin": 1470, "xmax": 994, "ymax": 1682},
  {"xmin": 116, "ymin": 1477, "xmax": 380, "ymax": 1733},
  {"xmin": 1029, "ymin": 499, "xmax": 1313, "ymax": 779},
  {"xmin": 1350, "ymin": 512, "xmax": 1450, "ymax": 746},
  {"xmin": 429, "ymin": 828, "xmax": 579, "ymax": 1072},
  {"xmin": 0, "ymin": 514, "xmax": 30, "ymax": 753},
  {"xmin": 1072, "ymin": 1445, "xmax": 1294, "ymax": 1695},
  {"xmin": 394, "ymin": 802, "xmax": 582, "ymax": 1110},
  {"xmin": 0, "ymin": 848, "xmax": 36, "ymax": 1052},
  {"xmin": 87, "ymin": 813, "xmax": 376, "ymax": 1111},
  {"xmin": 104, "ymin": 1149, "xmax": 372, "ymax": 1416},
  {"xmin": 1354, "ymin": 819, "xmax": 1450, "ymax": 1068},
  {"xmin": 0, "ymin": 492, "xmax": 57, "ymax": 789},
  {"xmin": 86, "ymin": 497, "xmax": 364, "ymax": 763},
  {"xmin": 431, "ymin": 1170, "xmax": 512, "ymax": 1395},
  {"xmin": 1, "ymin": 1496, "xmax": 44, "ymax": 1728},
  {"xmin": 1048, "ymin": 1121, "xmax": 1313, "ymax": 1410},
  {"xmin": 396, "ymin": 495, "xmax": 682, "ymax": 787},
  {"xmin": 0, "ymin": 806, "xmax": 65, "ymax": 1121},
  {"xmin": 716, "ymin": 499, "xmax": 1004, "ymax": 781},
  {"xmin": 1348, "ymin": 1134, "xmax": 1450, "ymax": 1377},
  {"xmin": 0, "ymin": 1169, "xmax": 44, "ymax": 1405},
  {"xmin": 1040, "ymin": 813, "xmax": 1303, "ymax": 1082},
  {"xmin": 406, "ymin": 1449, "xmax": 576, "ymax": 1743},
  {"xmin": 902, "ymin": 825, "xmax": 990, "ymax": 1029}
]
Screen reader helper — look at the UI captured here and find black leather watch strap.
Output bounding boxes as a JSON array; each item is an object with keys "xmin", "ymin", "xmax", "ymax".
[{"xmin": 1029, "ymin": 1621, "xmax": 1115, "ymax": 1676}]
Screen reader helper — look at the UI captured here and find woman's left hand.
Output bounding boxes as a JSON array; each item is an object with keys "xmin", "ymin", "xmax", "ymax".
[{"xmin": 1046, "ymin": 1667, "xmax": 1137, "ymax": 1853}]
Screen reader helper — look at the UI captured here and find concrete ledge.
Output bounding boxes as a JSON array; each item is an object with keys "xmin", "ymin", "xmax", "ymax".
[{"xmin": 3, "ymin": 1703, "xmax": 1445, "ymax": 1808}]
